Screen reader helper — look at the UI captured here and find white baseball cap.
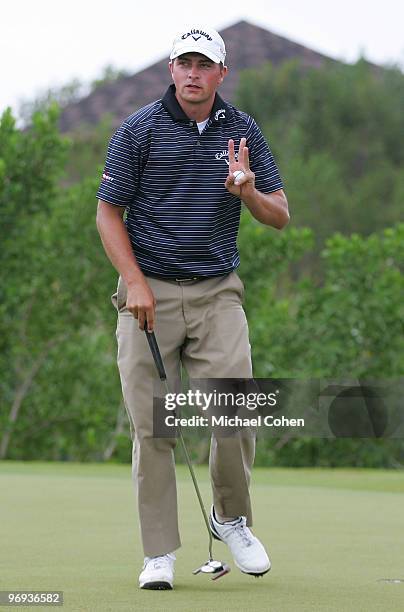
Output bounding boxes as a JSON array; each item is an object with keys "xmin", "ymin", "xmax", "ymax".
[{"xmin": 170, "ymin": 26, "xmax": 226, "ymax": 64}]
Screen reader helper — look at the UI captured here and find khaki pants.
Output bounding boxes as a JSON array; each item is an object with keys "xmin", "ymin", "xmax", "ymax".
[{"xmin": 112, "ymin": 271, "xmax": 255, "ymax": 557}]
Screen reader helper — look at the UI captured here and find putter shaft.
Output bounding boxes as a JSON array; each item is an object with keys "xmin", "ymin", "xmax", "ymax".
[{"xmin": 162, "ymin": 378, "xmax": 214, "ymax": 561}]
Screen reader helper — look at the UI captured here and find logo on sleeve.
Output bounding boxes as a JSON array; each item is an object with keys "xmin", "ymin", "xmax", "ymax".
[{"xmin": 102, "ymin": 170, "xmax": 114, "ymax": 183}]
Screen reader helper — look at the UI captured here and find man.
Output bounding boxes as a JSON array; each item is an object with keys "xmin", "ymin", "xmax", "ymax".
[{"xmin": 96, "ymin": 25, "xmax": 289, "ymax": 590}]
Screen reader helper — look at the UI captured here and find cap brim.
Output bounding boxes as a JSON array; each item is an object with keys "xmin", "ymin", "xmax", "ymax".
[{"xmin": 170, "ymin": 44, "xmax": 222, "ymax": 64}]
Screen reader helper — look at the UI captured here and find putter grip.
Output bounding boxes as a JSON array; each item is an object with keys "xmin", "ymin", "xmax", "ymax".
[{"xmin": 144, "ymin": 322, "xmax": 167, "ymax": 380}]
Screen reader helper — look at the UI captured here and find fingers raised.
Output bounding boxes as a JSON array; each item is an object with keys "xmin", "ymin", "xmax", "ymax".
[
  {"xmin": 238, "ymin": 138, "xmax": 246, "ymax": 164},
  {"xmin": 228, "ymin": 139, "xmax": 235, "ymax": 165},
  {"xmin": 243, "ymin": 146, "xmax": 250, "ymax": 170}
]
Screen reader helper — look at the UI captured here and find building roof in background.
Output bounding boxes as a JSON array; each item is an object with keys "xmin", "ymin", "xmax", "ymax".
[{"xmin": 57, "ymin": 20, "xmax": 362, "ymax": 133}]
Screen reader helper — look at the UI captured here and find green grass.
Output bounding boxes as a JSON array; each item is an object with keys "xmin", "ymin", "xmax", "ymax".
[{"xmin": 1, "ymin": 462, "xmax": 403, "ymax": 611}]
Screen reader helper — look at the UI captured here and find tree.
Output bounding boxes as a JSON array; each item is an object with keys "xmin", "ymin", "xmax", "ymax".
[
  {"xmin": 236, "ymin": 58, "xmax": 404, "ymax": 243},
  {"xmin": 0, "ymin": 105, "xmax": 123, "ymax": 459}
]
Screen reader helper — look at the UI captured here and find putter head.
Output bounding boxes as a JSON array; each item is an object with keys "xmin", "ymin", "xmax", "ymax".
[{"xmin": 193, "ymin": 559, "xmax": 231, "ymax": 580}]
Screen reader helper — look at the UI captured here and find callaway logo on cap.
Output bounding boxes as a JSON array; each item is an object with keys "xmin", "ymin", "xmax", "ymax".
[{"xmin": 170, "ymin": 26, "xmax": 226, "ymax": 64}]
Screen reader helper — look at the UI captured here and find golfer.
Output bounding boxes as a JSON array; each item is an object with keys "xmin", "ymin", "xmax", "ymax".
[{"xmin": 96, "ymin": 25, "xmax": 289, "ymax": 590}]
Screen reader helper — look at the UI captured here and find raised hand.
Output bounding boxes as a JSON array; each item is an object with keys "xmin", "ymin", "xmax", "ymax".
[{"xmin": 224, "ymin": 138, "xmax": 256, "ymax": 198}]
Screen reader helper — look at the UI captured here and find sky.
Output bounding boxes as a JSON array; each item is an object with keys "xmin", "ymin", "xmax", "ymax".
[{"xmin": 2, "ymin": 0, "xmax": 404, "ymax": 119}]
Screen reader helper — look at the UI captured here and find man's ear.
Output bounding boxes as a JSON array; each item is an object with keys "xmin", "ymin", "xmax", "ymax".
[
  {"xmin": 218, "ymin": 65, "xmax": 228, "ymax": 85},
  {"xmin": 168, "ymin": 60, "xmax": 174, "ymax": 79}
]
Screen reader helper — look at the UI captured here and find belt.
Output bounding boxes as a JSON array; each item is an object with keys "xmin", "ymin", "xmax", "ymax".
[{"xmin": 144, "ymin": 272, "xmax": 229, "ymax": 283}]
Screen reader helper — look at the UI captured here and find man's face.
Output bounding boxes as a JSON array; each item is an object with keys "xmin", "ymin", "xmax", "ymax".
[{"xmin": 169, "ymin": 53, "xmax": 227, "ymax": 106}]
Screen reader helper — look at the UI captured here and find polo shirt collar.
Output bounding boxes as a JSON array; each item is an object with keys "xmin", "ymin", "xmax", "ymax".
[{"xmin": 162, "ymin": 84, "xmax": 232, "ymax": 124}]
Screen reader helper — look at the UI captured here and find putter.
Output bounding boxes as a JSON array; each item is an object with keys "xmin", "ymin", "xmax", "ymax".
[{"xmin": 144, "ymin": 322, "xmax": 230, "ymax": 580}]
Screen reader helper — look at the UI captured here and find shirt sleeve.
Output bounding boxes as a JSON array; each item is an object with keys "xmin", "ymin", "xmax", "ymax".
[
  {"xmin": 96, "ymin": 122, "xmax": 141, "ymax": 207},
  {"xmin": 246, "ymin": 118, "xmax": 284, "ymax": 194}
]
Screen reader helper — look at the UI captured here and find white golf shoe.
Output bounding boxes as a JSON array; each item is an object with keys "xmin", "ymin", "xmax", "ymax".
[
  {"xmin": 139, "ymin": 552, "xmax": 175, "ymax": 590},
  {"xmin": 209, "ymin": 506, "xmax": 271, "ymax": 576}
]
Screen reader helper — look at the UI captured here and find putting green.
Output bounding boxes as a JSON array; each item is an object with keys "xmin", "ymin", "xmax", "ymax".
[{"xmin": 0, "ymin": 462, "xmax": 403, "ymax": 611}]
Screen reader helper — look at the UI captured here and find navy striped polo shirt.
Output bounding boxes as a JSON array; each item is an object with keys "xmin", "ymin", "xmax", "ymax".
[{"xmin": 96, "ymin": 84, "xmax": 283, "ymax": 278}]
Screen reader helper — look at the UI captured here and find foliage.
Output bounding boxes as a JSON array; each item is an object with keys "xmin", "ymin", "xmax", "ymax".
[
  {"xmin": 236, "ymin": 58, "xmax": 404, "ymax": 244},
  {"xmin": 62, "ymin": 113, "xmax": 115, "ymax": 185},
  {"xmin": 240, "ymin": 222, "xmax": 404, "ymax": 379},
  {"xmin": 238, "ymin": 219, "xmax": 404, "ymax": 469},
  {"xmin": 0, "ymin": 105, "xmax": 122, "ymax": 461},
  {"xmin": 90, "ymin": 64, "xmax": 131, "ymax": 90},
  {"xmin": 17, "ymin": 64, "xmax": 130, "ymax": 128},
  {"xmin": 18, "ymin": 79, "xmax": 88, "ymax": 127}
]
